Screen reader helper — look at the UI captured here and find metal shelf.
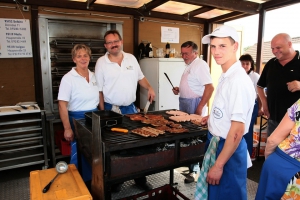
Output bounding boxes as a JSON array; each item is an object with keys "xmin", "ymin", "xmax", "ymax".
[
  {"xmin": 0, "ymin": 126, "xmax": 42, "ymax": 135},
  {"xmin": 0, "ymin": 119, "xmax": 41, "ymax": 126},
  {"xmin": 0, "ymin": 111, "xmax": 48, "ymax": 171},
  {"xmin": 0, "ymin": 132, "xmax": 41, "ymax": 141}
]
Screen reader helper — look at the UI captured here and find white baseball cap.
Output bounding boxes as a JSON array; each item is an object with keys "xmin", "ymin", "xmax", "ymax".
[{"xmin": 202, "ymin": 25, "xmax": 238, "ymax": 44}]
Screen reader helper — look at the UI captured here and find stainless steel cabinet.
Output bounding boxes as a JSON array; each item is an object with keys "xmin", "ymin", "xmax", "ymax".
[{"xmin": 0, "ymin": 110, "xmax": 48, "ymax": 171}]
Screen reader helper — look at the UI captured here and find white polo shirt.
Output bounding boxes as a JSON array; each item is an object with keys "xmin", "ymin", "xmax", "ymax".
[
  {"xmin": 95, "ymin": 51, "xmax": 145, "ymax": 106},
  {"xmin": 208, "ymin": 61, "xmax": 256, "ymax": 139},
  {"xmin": 182, "ymin": 57, "xmax": 213, "ymax": 97},
  {"xmin": 58, "ymin": 67, "xmax": 99, "ymax": 111}
]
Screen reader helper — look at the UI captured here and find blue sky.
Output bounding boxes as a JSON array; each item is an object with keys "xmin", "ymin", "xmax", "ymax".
[{"xmin": 226, "ymin": 3, "xmax": 300, "ymax": 49}]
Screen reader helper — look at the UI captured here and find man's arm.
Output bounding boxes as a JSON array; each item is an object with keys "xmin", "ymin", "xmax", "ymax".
[
  {"xmin": 138, "ymin": 77, "xmax": 156, "ymax": 102},
  {"xmin": 287, "ymin": 80, "xmax": 300, "ymax": 92},
  {"xmin": 206, "ymin": 121, "xmax": 244, "ymax": 185},
  {"xmin": 195, "ymin": 84, "xmax": 214, "ymax": 115},
  {"xmin": 99, "ymin": 92, "xmax": 104, "ymax": 110},
  {"xmin": 257, "ymin": 86, "xmax": 269, "ymax": 118}
]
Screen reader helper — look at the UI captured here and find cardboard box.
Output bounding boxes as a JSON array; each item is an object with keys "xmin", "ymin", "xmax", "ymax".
[{"xmin": 30, "ymin": 164, "xmax": 92, "ymax": 200}]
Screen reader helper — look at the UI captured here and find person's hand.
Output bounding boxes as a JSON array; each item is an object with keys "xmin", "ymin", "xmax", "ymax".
[
  {"xmin": 262, "ymin": 107, "xmax": 270, "ymax": 118},
  {"xmin": 147, "ymin": 87, "xmax": 156, "ymax": 103},
  {"xmin": 206, "ymin": 164, "xmax": 223, "ymax": 185},
  {"xmin": 64, "ymin": 128, "xmax": 74, "ymax": 142},
  {"xmin": 287, "ymin": 81, "xmax": 300, "ymax": 92},
  {"xmin": 172, "ymin": 87, "xmax": 179, "ymax": 95},
  {"xmin": 201, "ymin": 115, "xmax": 209, "ymax": 125},
  {"xmin": 258, "ymin": 108, "xmax": 264, "ymax": 116}
]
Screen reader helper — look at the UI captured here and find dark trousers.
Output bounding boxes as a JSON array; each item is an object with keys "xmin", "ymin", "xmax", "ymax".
[{"xmin": 267, "ymin": 119, "xmax": 279, "ymax": 136}]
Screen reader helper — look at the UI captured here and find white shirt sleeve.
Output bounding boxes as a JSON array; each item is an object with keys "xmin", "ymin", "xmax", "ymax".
[{"xmin": 57, "ymin": 75, "xmax": 72, "ymax": 101}]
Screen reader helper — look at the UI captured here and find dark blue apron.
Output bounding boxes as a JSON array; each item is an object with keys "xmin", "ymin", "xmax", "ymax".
[
  {"xmin": 244, "ymin": 100, "xmax": 258, "ymax": 155},
  {"xmin": 255, "ymin": 147, "xmax": 300, "ymax": 200},
  {"xmin": 207, "ymin": 132, "xmax": 247, "ymax": 200},
  {"xmin": 68, "ymin": 108, "xmax": 97, "ymax": 182},
  {"xmin": 104, "ymin": 102, "xmax": 137, "ymax": 114}
]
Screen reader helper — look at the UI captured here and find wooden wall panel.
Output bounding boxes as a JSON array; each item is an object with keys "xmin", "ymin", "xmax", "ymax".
[
  {"xmin": 0, "ymin": 4, "xmax": 202, "ymax": 107},
  {"xmin": 0, "ymin": 3, "xmax": 34, "ymax": 106},
  {"xmin": 139, "ymin": 18, "xmax": 203, "ymax": 57}
]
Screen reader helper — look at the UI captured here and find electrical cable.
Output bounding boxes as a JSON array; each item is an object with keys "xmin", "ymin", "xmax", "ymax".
[{"xmin": 13, "ymin": 0, "xmax": 25, "ymax": 20}]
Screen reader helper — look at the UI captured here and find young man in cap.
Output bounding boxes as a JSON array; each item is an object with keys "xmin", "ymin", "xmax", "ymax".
[{"xmin": 195, "ymin": 25, "xmax": 256, "ymax": 200}]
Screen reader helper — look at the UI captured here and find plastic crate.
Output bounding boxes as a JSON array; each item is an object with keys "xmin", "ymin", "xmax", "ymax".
[
  {"xmin": 55, "ymin": 130, "xmax": 64, "ymax": 149},
  {"xmin": 118, "ymin": 184, "xmax": 190, "ymax": 200},
  {"xmin": 60, "ymin": 138, "xmax": 71, "ymax": 156}
]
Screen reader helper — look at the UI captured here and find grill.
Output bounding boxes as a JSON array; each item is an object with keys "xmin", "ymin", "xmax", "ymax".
[{"xmin": 74, "ymin": 110, "xmax": 207, "ymax": 200}]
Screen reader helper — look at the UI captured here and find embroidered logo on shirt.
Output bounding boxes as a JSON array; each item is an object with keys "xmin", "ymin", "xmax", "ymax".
[
  {"xmin": 212, "ymin": 107, "xmax": 223, "ymax": 119},
  {"xmin": 126, "ymin": 66, "xmax": 133, "ymax": 70}
]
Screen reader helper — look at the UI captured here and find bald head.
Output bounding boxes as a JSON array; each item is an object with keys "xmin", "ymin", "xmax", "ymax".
[
  {"xmin": 272, "ymin": 33, "xmax": 292, "ymax": 44},
  {"xmin": 271, "ymin": 33, "xmax": 295, "ymax": 62}
]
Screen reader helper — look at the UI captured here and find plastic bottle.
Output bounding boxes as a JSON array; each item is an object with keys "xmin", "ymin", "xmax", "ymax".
[
  {"xmin": 149, "ymin": 43, "xmax": 153, "ymax": 58},
  {"xmin": 165, "ymin": 42, "xmax": 170, "ymax": 58}
]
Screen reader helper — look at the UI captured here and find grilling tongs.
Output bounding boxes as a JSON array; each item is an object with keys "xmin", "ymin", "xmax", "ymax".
[
  {"xmin": 164, "ymin": 72, "xmax": 175, "ymax": 90},
  {"xmin": 144, "ymin": 99, "xmax": 151, "ymax": 115}
]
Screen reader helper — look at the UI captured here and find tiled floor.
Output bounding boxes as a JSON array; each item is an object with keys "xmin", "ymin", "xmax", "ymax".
[{"xmin": 0, "ymin": 159, "xmax": 263, "ymax": 200}]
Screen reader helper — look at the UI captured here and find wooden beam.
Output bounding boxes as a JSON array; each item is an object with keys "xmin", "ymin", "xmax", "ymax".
[
  {"xmin": 173, "ymin": 0, "xmax": 260, "ymax": 14},
  {"xmin": 207, "ymin": 11, "xmax": 245, "ymax": 23},
  {"xmin": 143, "ymin": 11, "xmax": 207, "ymax": 23},
  {"xmin": 188, "ymin": 6, "xmax": 215, "ymax": 17},
  {"xmin": 216, "ymin": 14, "xmax": 252, "ymax": 24},
  {"xmin": 140, "ymin": 0, "xmax": 169, "ymax": 11},
  {"xmin": 262, "ymin": 0, "xmax": 300, "ymax": 10},
  {"xmin": 256, "ymin": 8, "xmax": 266, "ymax": 74}
]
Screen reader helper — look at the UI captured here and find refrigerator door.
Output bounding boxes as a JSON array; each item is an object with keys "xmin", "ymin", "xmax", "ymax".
[
  {"xmin": 139, "ymin": 58, "xmax": 185, "ymax": 111},
  {"xmin": 158, "ymin": 60, "xmax": 184, "ymax": 110}
]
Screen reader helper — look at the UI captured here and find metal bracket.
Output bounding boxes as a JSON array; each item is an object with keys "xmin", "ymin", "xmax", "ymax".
[{"xmin": 86, "ymin": 0, "xmax": 94, "ymax": 9}]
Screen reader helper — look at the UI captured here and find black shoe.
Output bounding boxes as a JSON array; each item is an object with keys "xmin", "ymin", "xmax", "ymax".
[
  {"xmin": 184, "ymin": 172, "xmax": 196, "ymax": 183},
  {"xmin": 136, "ymin": 181, "xmax": 153, "ymax": 191},
  {"xmin": 111, "ymin": 183, "xmax": 123, "ymax": 193}
]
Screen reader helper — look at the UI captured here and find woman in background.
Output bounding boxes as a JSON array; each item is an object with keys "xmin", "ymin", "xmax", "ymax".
[
  {"xmin": 239, "ymin": 54, "xmax": 263, "ymax": 156},
  {"xmin": 58, "ymin": 44, "xmax": 99, "ymax": 183}
]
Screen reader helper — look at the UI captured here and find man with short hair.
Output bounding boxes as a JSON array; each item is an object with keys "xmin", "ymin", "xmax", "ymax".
[
  {"xmin": 257, "ymin": 33, "xmax": 300, "ymax": 136},
  {"xmin": 195, "ymin": 25, "xmax": 256, "ymax": 200},
  {"xmin": 95, "ymin": 30, "xmax": 155, "ymax": 192},
  {"xmin": 172, "ymin": 41, "xmax": 214, "ymax": 183}
]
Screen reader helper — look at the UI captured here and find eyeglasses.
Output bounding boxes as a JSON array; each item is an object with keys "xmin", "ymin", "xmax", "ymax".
[
  {"xmin": 180, "ymin": 51, "xmax": 195, "ymax": 57},
  {"xmin": 106, "ymin": 40, "xmax": 120, "ymax": 46}
]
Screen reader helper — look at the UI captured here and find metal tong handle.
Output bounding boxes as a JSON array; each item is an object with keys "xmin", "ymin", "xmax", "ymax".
[{"xmin": 164, "ymin": 72, "xmax": 175, "ymax": 89}]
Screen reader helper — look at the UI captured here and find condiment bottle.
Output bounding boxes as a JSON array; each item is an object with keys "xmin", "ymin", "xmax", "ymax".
[
  {"xmin": 149, "ymin": 43, "xmax": 153, "ymax": 58},
  {"xmin": 165, "ymin": 42, "xmax": 170, "ymax": 58}
]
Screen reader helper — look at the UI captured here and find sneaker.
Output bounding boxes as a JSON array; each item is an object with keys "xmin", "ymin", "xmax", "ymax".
[{"xmin": 184, "ymin": 172, "xmax": 196, "ymax": 183}]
